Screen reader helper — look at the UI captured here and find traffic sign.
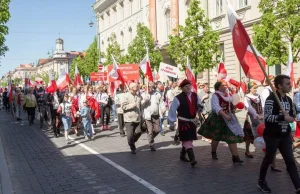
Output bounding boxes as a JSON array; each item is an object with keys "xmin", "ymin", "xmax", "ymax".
[{"xmin": 98, "ymin": 64, "xmax": 103, "ymax": 71}]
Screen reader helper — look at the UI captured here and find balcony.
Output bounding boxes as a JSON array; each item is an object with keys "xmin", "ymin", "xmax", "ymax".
[{"xmin": 93, "ymin": 0, "xmax": 118, "ymax": 13}]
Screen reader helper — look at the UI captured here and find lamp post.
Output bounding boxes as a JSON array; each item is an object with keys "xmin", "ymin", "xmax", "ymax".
[{"xmin": 89, "ymin": 16, "xmax": 102, "ymax": 65}]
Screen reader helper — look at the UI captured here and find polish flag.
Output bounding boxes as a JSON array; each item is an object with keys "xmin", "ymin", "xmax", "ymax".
[
  {"xmin": 284, "ymin": 42, "xmax": 295, "ymax": 88},
  {"xmin": 217, "ymin": 61, "xmax": 227, "ymax": 80},
  {"xmin": 152, "ymin": 69, "xmax": 159, "ymax": 82},
  {"xmin": 7, "ymin": 78, "xmax": 13, "ymax": 102},
  {"xmin": 25, "ymin": 78, "xmax": 35, "ymax": 87},
  {"xmin": 35, "ymin": 80, "xmax": 43, "ymax": 88},
  {"xmin": 45, "ymin": 73, "xmax": 57, "ymax": 93},
  {"xmin": 185, "ymin": 56, "xmax": 197, "ymax": 93},
  {"xmin": 73, "ymin": 64, "xmax": 83, "ymax": 86},
  {"xmin": 109, "ymin": 55, "xmax": 126, "ymax": 85},
  {"xmin": 227, "ymin": 0, "xmax": 266, "ymax": 83},
  {"xmin": 109, "ymin": 81, "xmax": 121, "ymax": 97},
  {"xmin": 139, "ymin": 50, "xmax": 154, "ymax": 82},
  {"xmin": 56, "ymin": 70, "xmax": 72, "ymax": 91}
]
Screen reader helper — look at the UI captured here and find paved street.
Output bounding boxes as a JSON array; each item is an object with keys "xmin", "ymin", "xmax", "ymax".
[{"xmin": 0, "ymin": 110, "xmax": 299, "ymax": 194}]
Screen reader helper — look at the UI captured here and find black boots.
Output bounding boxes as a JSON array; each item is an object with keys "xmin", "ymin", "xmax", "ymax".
[
  {"xmin": 212, "ymin": 152, "xmax": 218, "ymax": 160},
  {"xmin": 186, "ymin": 148, "xmax": 197, "ymax": 167},
  {"xmin": 180, "ymin": 147, "xmax": 190, "ymax": 162},
  {"xmin": 232, "ymin": 156, "xmax": 244, "ymax": 164}
]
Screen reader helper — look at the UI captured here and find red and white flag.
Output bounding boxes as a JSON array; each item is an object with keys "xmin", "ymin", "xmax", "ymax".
[
  {"xmin": 7, "ymin": 78, "xmax": 13, "ymax": 102},
  {"xmin": 35, "ymin": 80, "xmax": 43, "ymax": 88},
  {"xmin": 73, "ymin": 64, "xmax": 83, "ymax": 86},
  {"xmin": 152, "ymin": 68, "xmax": 160, "ymax": 82},
  {"xmin": 46, "ymin": 73, "xmax": 57, "ymax": 93},
  {"xmin": 56, "ymin": 70, "xmax": 72, "ymax": 91},
  {"xmin": 185, "ymin": 56, "xmax": 197, "ymax": 93},
  {"xmin": 25, "ymin": 76, "xmax": 35, "ymax": 88},
  {"xmin": 284, "ymin": 42, "xmax": 295, "ymax": 88},
  {"xmin": 217, "ymin": 61, "xmax": 227, "ymax": 80},
  {"xmin": 227, "ymin": 0, "xmax": 266, "ymax": 83},
  {"xmin": 109, "ymin": 55, "xmax": 126, "ymax": 85},
  {"xmin": 139, "ymin": 50, "xmax": 154, "ymax": 82}
]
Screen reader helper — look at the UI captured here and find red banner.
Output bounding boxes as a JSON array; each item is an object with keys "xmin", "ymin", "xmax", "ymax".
[
  {"xmin": 90, "ymin": 72, "xmax": 108, "ymax": 81},
  {"xmin": 107, "ymin": 64, "xmax": 139, "ymax": 82}
]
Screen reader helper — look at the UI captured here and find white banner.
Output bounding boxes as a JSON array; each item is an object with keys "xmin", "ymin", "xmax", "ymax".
[{"xmin": 158, "ymin": 62, "xmax": 178, "ymax": 78}]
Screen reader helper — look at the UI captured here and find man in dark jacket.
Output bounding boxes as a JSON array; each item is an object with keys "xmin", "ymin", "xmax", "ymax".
[{"xmin": 257, "ymin": 75, "xmax": 300, "ymax": 193}]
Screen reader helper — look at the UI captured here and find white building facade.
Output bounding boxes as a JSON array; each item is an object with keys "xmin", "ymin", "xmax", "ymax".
[
  {"xmin": 93, "ymin": 0, "xmax": 298, "ymax": 86},
  {"xmin": 37, "ymin": 38, "xmax": 82, "ymax": 76}
]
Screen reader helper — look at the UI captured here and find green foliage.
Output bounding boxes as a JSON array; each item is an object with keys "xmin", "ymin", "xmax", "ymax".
[
  {"xmin": 103, "ymin": 33, "xmax": 126, "ymax": 66},
  {"xmin": 0, "ymin": 0, "xmax": 10, "ymax": 56},
  {"xmin": 0, "ymin": 80, "xmax": 8, "ymax": 87},
  {"xmin": 70, "ymin": 37, "xmax": 99, "ymax": 78},
  {"xmin": 36, "ymin": 72, "xmax": 49, "ymax": 84},
  {"xmin": 13, "ymin": 77, "xmax": 21, "ymax": 86},
  {"xmin": 167, "ymin": 0, "xmax": 220, "ymax": 73},
  {"xmin": 126, "ymin": 23, "xmax": 163, "ymax": 70},
  {"xmin": 253, "ymin": 0, "xmax": 300, "ymax": 65}
]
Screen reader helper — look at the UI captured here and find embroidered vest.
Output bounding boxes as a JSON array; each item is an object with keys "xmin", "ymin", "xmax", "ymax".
[
  {"xmin": 248, "ymin": 96, "xmax": 263, "ymax": 115},
  {"xmin": 215, "ymin": 93, "xmax": 235, "ymax": 114},
  {"xmin": 176, "ymin": 92, "xmax": 198, "ymax": 119}
]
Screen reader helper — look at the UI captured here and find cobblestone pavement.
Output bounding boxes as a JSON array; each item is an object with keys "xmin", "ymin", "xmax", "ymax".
[{"xmin": 0, "ymin": 110, "xmax": 299, "ymax": 194}]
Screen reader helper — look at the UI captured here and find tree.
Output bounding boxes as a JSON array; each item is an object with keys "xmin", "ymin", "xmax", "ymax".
[
  {"xmin": 0, "ymin": 0, "xmax": 10, "ymax": 56},
  {"xmin": 103, "ymin": 33, "xmax": 126, "ymax": 66},
  {"xmin": 167, "ymin": 0, "xmax": 220, "ymax": 73},
  {"xmin": 36, "ymin": 72, "xmax": 50, "ymax": 85},
  {"xmin": 70, "ymin": 37, "xmax": 99, "ymax": 79},
  {"xmin": 126, "ymin": 23, "xmax": 163, "ymax": 70},
  {"xmin": 253, "ymin": 0, "xmax": 300, "ymax": 66},
  {"xmin": 13, "ymin": 77, "xmax": 22, "ymax": 86}
]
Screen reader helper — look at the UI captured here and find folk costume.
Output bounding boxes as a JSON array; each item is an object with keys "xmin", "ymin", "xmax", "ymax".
[
  {"xmin": 168, "ymin": 79, "xmax": 202, "ymax": 167},
  {"xmin": 198, "ymin": 88, "xmax": 244, "ymax": 163},
  {"xmin": 243, "ymin": 88, "xmax": 263, "ymax": 142}
]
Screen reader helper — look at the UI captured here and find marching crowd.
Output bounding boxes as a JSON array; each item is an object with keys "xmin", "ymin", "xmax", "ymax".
[{"xmin": 1, "ymin": 74, "xmax": 300, "ymax": 193}]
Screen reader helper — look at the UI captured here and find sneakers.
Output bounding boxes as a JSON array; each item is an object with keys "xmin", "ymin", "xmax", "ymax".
[
  {"xmin": 66, "ymin": 139, "xmax": 71, "ymax": 145},
  {"xmin": 114, "ymin": 118, "xmax": 118, "ymax": 122},
  {"xmin": 150, "ymin": 146, "xmax": 156, "ymax": 151},
  {"xmin": 257, "ymin": 180, "xmax": 271, "ymax": 193}
]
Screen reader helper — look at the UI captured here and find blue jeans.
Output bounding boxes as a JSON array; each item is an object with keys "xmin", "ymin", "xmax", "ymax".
[
  {"xmin": 159, "ymin": 117, "xmax": 165, "ymax": 133},
  {"xmin": 82, "ymin": 118, "xmax": 92, "ymax": 137},
  {"xmin": 112, "ymin": 104, "xmax": 117, "ymax": 120},
  {"xmin": 61, "ymin": 116, "xmax": 72, "ymax": 131}
]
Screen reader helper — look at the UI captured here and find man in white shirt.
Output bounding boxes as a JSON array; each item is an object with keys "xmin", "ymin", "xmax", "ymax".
[{"xmin": 141, "ymin": 82, "xmax": 161, "ymax": 151}]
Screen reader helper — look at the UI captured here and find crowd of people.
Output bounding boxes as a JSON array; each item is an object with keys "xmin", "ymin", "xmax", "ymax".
[{"xmin": 1, "ymin": 74, "xmax": 300, "ymax": 193}]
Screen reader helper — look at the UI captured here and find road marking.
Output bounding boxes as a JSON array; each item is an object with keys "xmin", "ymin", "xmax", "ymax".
[{"xmin": 68, "ymin": 137, "xmax": 166, "ymax": 194}]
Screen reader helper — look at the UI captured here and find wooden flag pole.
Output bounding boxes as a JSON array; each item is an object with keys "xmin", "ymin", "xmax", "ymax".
[{"xmin": 249, "ymin": 44, "xmax": 285, "ymax": 113}]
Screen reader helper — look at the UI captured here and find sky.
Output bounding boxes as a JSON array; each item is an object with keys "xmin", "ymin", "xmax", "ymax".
[{"xmin": 0, "ymin": 0, "xmax": 96, "ymax": 77}]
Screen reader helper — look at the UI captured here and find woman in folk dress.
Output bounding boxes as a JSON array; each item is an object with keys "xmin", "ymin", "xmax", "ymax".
[{"xmin": 243, "ymin": 82, "xmax": 263, "ymax": 158}]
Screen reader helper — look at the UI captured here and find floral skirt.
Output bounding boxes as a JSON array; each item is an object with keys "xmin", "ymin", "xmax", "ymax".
[{"xmin": 198, "ymin": 112, "xmax": 244, "ymax": 144}]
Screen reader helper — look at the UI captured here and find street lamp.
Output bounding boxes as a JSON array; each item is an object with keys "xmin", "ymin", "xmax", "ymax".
[{"xmin": 89, "ymin": 16, "xmax": 102, "ymax": 65}]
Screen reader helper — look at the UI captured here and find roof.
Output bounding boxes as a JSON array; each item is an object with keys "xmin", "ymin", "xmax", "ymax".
[{"xmin": 37, "ymin": 58, "xmax": 52, "ymax": 66}]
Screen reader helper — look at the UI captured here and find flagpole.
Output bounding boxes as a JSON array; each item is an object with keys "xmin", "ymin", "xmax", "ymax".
[{"xmin": 249, "ymin": 44, "xmax": 285, "ymax": 113}]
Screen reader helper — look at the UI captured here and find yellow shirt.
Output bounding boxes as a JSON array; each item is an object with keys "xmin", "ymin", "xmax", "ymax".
[{"xmin": 25, "ymin": 94, "xmax": 37, "ymax": 107}]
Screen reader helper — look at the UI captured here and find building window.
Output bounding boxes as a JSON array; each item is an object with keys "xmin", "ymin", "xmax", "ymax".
[
  {"xmin": 120, "ymin": 31, "xmax": 124, "ymax": 50},
  {"xmin": 129, "ymin": 0, "xmax": 133, "ymax": 15},
  {"xmin": 185, "ymin": 0, "xmax": 191, "ymax": 19},
  {"xmin": 113, "ymin": 6, "xmax": 117, "ymax": 25},
  {"xmin": 216, "ymin": 0, "xmax": 223, "ymax": 16},
  {"xmin": 165, "ymin": 9, "xmax": 171, "ymax": 40},
  {"xmin": 106, "ymin": 11, "xmax": 110, "ymax": 27},
  {"xmin": 239, "ymin": 0, "xmax": 248, "ymax": 8},
  {"xmin": 119, "ymin": 1, "xmax": 124, "ymax": 20},
  {"xmin": 129, "ymin": 27, "xmax": 133, "ymax": 44}
]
